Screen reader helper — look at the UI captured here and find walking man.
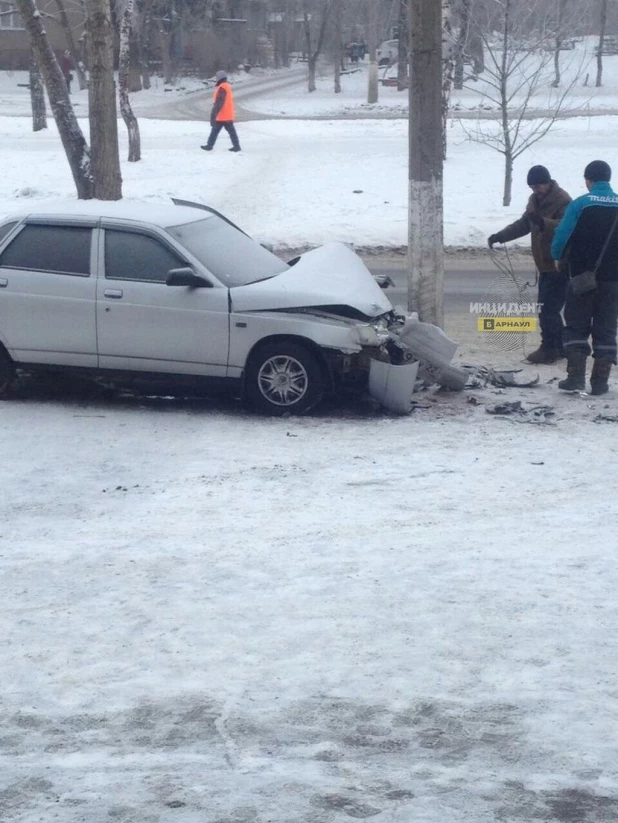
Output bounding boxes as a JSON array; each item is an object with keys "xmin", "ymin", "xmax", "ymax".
[
  {"xmin": 201, "ymin": 71, "xmax": 241, "ymax": 153},
  {"xmin": 551, "ymin": 160, "xmax": 618, "ymax": 395},
  {"xmin": 488, "ymin": 166, "xmax": 572, "ymax": 363}
]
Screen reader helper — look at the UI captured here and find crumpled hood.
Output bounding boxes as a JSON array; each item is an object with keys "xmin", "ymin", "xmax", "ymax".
[{"xmin": 230, "ymin": 242, "xmax": 393, "ymax": 319}]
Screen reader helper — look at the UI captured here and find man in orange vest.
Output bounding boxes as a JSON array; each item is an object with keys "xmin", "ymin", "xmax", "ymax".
[{"xmin": 201, "ymin": 71, "xmax": 241, "ymax": 153}]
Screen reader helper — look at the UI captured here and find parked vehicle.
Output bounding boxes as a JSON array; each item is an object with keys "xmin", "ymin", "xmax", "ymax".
[
  {"xmin": 0, "ymin": 200, "xmax": 414, "ymax": 415},
  {"xmin": 377, "ymin": 39, "xmax": 398, "ymax": 66}
]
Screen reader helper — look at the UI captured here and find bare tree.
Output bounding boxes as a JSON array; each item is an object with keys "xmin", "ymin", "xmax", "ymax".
[
  {"xmin": 303, "ymin": 0, "xmax": 331, "ymax": 92},
  {"xmin": 137, "ymin": 0, "xmax": 154, "ymax": 89},
  {"xmin": 53, "ymin": 0, "xmax": 88, "ymax": 90},
  {"xmin": 453, "ymin": 0, "xmax": 471, "ymax": 90},
  {"xmin": 119, "ymin": 0, "xmax": 141, "ymax": 161},
  {"xmin": 408, "ymin": 0, "xmax": 444, "ymax": 326},
  {"xmin": 367, "ymin": 0, "xmax": 378, "ymax": 104},
  {"xmin": 442, "ymin": 0, "xmax": 455, "ymax": 159},
  {"xmin": 85, "ymin": 0, "xmax": 122, "ymax": 198},
  {"xmin": 29, "ymin": 49, "xmax": 47, "ymax": 132},
  {"xmin": 14, "ymin": 0, "xmax": 93, "ymax": 199},
  {"xmin": 459, "ymin": 0, "xmax": 584, "ymax": 206},
  {"xmin": 397, "ymin": 0, "xmax": 408, "ymax": 91},
  {"xmin": 596, "ymin": 0, "xmax": 608, "ymax": 87},
  {"xmin": 333, "ymin": 0, "xmax": 342, "ymax": 93},
  {"xmin": 552, "ymin": 0, "xmax": 567, "ymax": 87}
]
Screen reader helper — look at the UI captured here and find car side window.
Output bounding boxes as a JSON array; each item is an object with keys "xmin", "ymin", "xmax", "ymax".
[
  {"xmin": 0, "ymin": 225, "xmax": 92, "ymax": 275},
  {"xmin": 105, "ymin": 230, "xmax": 186, "ymax": 283}
]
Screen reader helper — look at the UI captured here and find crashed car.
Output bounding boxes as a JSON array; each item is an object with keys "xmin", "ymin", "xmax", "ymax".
[{"xmin": 0, "ymin": 199, "xmax": 453, "ymax": 415}]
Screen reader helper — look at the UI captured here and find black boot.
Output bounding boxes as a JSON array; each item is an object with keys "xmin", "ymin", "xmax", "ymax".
[
  {"xmin": 590, "ymin": 358, "xmax": 613, "ymax": 395},
  {"xmin": 526, "ymin": 346, "xmax": 564, "ymax": 364},
  {"xmin": 558, "ymin": 350, "xmax": 587, "ymax": 391}
]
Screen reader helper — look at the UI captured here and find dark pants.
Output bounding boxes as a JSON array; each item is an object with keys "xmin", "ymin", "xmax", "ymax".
[
  {"xmin": 206, "ymin": 121, "xmax": 240, "ymax": 150},
  {"xmin": 564, "ymin": 280, "xmax": 618, "ymax": 363},
  {"xmin": 538, "ymin": 271, "xmax": 567, "ymax": 351}
]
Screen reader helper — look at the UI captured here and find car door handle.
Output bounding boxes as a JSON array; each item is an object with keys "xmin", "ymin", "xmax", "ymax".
[
  {"xmin": 0, "ymin": 278, "xmax": 7, "ymax": 288},
  {"xmin": 104, "ymin": 289, "xmax": 123, "ymax": 299}
]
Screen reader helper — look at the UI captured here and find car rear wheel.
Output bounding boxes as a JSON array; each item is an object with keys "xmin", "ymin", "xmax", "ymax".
[
  {"xmin": 0, "ymin": 349, "xmax": 15, "ymax": 399},
  {"xmin": 246, "ymin": 341, "xmax": 325, "ymax": 415}
]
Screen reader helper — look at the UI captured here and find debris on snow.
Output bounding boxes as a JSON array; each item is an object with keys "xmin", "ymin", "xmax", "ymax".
[
  {"xmin": 468, "ymin": 365, "xmax": 540, "ymax": 389},
  {"xmin": 486, "ymin": 400, "xmax": 555, "ymax": 423}
]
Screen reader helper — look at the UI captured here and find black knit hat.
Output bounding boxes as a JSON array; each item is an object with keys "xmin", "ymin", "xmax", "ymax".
[
  {"xmin": 527, "ymin": 165, "xmax": 551, "ymax": 185},
  {"xmin": 584, "ymin": 160, "xmax": 611, "ymax": 183}
]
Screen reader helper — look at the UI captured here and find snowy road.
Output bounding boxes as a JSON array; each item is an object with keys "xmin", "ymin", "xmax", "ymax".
[{"xmin": 1, "ymin": 381, "xmax": 618, "ymax": 822}]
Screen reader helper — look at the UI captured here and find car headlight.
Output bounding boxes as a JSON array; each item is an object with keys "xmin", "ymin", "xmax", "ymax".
[{"xmin": 355, "ymin": 318, "xmax": 391, "ymax": 347}]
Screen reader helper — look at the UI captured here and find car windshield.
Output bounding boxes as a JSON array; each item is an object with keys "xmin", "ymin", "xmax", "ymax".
[{"xmin": 167, "ymin": 216, "xmax": 289, "ymax": 287}]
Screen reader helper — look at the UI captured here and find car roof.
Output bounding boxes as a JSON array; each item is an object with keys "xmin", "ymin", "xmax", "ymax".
[{"xmin": 2, "ymin": 199, "xmax": 212, "ymax": 229}]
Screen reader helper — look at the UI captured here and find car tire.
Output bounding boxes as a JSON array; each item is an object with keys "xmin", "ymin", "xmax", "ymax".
[
  {"xmin": 0, "ymin": 348, "xmax": 15, "ymax": 399},
  {"xmin": 245, "ymin": 341, "xmax": 325, "ymax": 416}
]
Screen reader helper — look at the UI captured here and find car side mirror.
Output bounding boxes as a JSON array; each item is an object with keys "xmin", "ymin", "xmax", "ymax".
[{"xmin": 166, "ymin": 267, "xmax": 212, "ymax": 288}]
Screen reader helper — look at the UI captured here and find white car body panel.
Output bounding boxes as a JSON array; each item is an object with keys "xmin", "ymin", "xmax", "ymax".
[
  {"xmin": 0, "ymin": 222, "xmax": 98, "ymax": 367},
  {"xmin": 230, "ymin": 242, "xmax": 392, "ymax": 319},
  {"xmin": 227, "ymin": 309, "xmax": 366, "ymax": 377},
  {"xmin": 96, "ymin": 278, "xmax": 231, "ymax": 376},
  {"xmin": 2, "ymin": 269, "xmax": 97, "ymax": 367}
]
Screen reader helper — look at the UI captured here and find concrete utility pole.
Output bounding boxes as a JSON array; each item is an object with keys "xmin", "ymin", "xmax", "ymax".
[{"xmin": 408, "ymin": 0, "xmax": 444, "ymax": 327}]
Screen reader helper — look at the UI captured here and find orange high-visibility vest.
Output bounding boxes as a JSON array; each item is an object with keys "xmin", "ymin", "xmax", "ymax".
[{"xmin": 214, "ymin": 82, "xmax": 235, "ymax": 122}]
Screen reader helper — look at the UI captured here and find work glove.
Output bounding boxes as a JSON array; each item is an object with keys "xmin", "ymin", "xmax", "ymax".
[
  {"xmin": 488, "ymin": 234, "xmax": 500, "ymax": 249},
  {"xmin": 528, "ymin": 212, "xmax": 545, "ymax": 231}
]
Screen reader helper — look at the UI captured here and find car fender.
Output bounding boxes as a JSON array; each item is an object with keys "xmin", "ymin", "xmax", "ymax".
[{"xmin": 227, "ymin": 310, "xmax": 365, "ymax": 378}]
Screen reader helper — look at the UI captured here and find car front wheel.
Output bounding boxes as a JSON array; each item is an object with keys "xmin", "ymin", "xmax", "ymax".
[{"xmin": 245, "ymin": 341, "xmax": 325, "ymax": 415}]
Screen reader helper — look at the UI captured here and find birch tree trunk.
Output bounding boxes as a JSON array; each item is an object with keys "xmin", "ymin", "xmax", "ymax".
[
  {"xmin": 54, "ymin": 0, "xmax": 88, "ymax": 90},
  {"xmin": 14, "ymin": 0, "xmax": 93, "ymax": 199},
  {"xmin": 119, "ymin": 0, "xmax": 141, "ymax": 162},
  {"xmin": 86, "ymin": 0, "xmax": 122, "ymax": 199},
  {"xmin": 408, "ymin": 0, "xmax": 444, "ymax": 326},
  {"xmin": 30, "ymin": 50, "xmax": 47, "ymax": 132}
]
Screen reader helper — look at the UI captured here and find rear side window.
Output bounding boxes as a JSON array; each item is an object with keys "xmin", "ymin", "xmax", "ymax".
[
  {"xmin": 105, "ymin": 230, "xmax": 186, "ymax": 283},
  {"xmin": 0, "ymin": 225, "xmax": 92, "ymax": 275}
]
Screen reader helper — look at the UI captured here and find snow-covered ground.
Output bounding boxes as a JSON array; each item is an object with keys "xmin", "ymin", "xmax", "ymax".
[
  {"xmin": 0, "ymin": 112, "xmax": 615, "ymax": 250},
  {"xmin": 2, "ymin": 379, "xmax": 618, "ymax": 822}
]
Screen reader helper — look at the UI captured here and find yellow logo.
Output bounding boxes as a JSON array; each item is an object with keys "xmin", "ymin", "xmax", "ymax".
[{"xmin": 478, "ymin": 317, "xmax": 537, "ymax": 332}]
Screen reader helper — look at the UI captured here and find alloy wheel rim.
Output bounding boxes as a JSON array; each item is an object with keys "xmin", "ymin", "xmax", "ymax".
[{"xmin": 257, "ymin": 355, "xmax": 309, "ymax": 406}]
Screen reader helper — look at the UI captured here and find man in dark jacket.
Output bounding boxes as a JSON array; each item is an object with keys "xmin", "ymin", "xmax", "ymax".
[
  {"xmin": 551, "ymin": 160, "xmax": 618, "ymax": 395},
  {"xmin": 488, "ymin": 166, "xmax": 572, "ymax": 364},
  {"xmin": 201, "ymin": 70, "xmax": 241, "ymax": 153}
]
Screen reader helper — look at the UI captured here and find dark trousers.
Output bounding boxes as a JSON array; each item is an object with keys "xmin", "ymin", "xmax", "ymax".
[
  {"xmin": 538, "ymin": 271, "xmax": 567, "ymax": 350},
  {"xmin": 206, "ymin": 121, "xmax": 240, "ymax": 149},
  {"xmin": 564, "ymin": 280, "xmax": 618, "ymax": 363}
]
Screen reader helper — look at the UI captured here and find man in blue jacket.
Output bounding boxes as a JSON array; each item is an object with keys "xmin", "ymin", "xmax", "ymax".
[{"xmin": 551, "ymin": 160, "xmax": 618, "ymax": 394}]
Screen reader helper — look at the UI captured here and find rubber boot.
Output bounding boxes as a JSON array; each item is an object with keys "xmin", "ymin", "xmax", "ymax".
[
  {"xmin": 558, "ymin": 350, "xmax": 587, "ymax": 391},
  {"xmin": 526, "ymin": 346, "xmax": 563, "ymax": 364},
  {"xmin": 590, "ymin": 358, "xmax": 613, "ymax": 396}
]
